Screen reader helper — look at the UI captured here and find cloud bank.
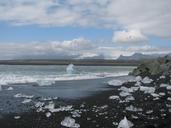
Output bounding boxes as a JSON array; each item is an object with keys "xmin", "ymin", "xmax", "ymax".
[{"xmin": 0, "ymin": 38, "xmax": 170, "ymax": 60}]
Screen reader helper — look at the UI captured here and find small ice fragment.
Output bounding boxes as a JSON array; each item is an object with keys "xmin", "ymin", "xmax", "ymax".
[
  {"xmin": 119, "ymin": 91, "xmax": 131, "ymax": 97},
  {"xmin": 135, "ymin": 76, "xmax": 142, "ymax": 82},
  {"xmin": 151, "ymin": 93, "xmax": 160, "ymax": 97},
  {"xmin": 140, "ymin": 86, "xmax": 155, "ymax": 94},
  {"xmin": 167, "ymin": 85, "xmax": 171, "ymax": 90},
  {"xmin": 146, "ymin": 110, "xmax": 153, "ymax": 114},
  {"xmin": 125, "ymin": 96, "xmax": 135, "ymax": 102},
  {"xmin": 118, "ymin": 116, "xmax": 133, "ymax": 128},
  {"xmin": 22, "ymin": 99, "xmax": 32, "ymax": 104},
  {"xmin": 160, "ymin": 84, "xmax": 168, "ymax": 88},
  {"xmin": 141, "ymin": 77, "xmax": 153, "ymax": 84},
  {"xmin": 61, "ymin": 117, "xmax": 80, "ymax": 128},
  {"xmin": 14, "ymin": 93, "xmax": 34, "ymax": 98},
  {"xmin": 125, "ymin": 105, "xmax": 142, "ymax": 112},
  {"xmin": 159, "ymin": 92, "xmax": 165, "ymax": 96},
  {"xmin": 167, "ymin": 97, "xmax": 171, "ymax": 101},
  {"xmin": 7, "ymin": 87, "xmax": 13, "ymax": 90},
  {"xmin": 108, "ymin": 79, "xmax": 125, "ymax": 86},
  {"xmin": 14, "ymin": 116, "xmax": 21, "ymax": 119},
  {"xmin": 46, "ymin": 112, "xmax": 51, "ymax": 118},
  {"xmin": 109, "ymin": 95, "xmax": 119, "ymax": 100},
  {"xmin": 160, "ymin": 75, "xmax": 166, "ymax": 79}
]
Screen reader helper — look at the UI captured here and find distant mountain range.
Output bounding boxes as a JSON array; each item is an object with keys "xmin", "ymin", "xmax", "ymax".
[{"xmin": 117, "ymin": 53, "xmax": 171, "ymax": 61}]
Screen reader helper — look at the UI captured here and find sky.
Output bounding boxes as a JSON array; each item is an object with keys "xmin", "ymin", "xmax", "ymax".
[{"xmin": 0, "ymin": 0, "xmax": 171, "ymax": 60}]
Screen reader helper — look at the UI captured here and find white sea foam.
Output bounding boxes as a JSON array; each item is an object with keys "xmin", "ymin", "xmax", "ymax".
[{"xmin": 0, "ymin": 71, "xmax": 130, "ymax": 86}]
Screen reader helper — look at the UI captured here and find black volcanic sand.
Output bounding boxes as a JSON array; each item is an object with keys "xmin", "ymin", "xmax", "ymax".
[{"xmin": 0, "ymin": 75, "xmax": 171, "ymax": 128}]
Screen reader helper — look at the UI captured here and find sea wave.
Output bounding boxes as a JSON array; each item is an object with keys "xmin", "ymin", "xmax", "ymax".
[{"xmin": 0, "ymin": 71, "xmax": 130, "ymax": 86}]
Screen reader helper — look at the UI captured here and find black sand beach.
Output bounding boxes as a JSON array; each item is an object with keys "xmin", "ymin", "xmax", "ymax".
[{"xmin": 0, "ymin": 74, "xmax": 171, "ymax": 128}]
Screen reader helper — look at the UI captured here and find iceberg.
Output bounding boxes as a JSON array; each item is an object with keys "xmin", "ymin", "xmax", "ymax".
[
  {"xmin": 61, "ymin": 117, "xmax": 80, "ymax": 128},
  {"xmin": 118, "ymin": 116, "xmax": 133, "ymax": 128},
  {"xmin": 6, "ymin": 87, "xmax": 13, "ymax": 90},
  {"xmin": 66, "ymin": 64, "xmax": 75, "ymax": 74}
]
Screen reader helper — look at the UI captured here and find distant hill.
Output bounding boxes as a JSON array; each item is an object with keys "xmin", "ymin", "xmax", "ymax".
[{"xmin": 117, "ymin": 53, "xmax": 171, "ymax": 61}]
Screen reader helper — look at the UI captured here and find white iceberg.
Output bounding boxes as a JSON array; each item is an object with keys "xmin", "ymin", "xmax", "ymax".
[
  {"xmin": 6, "ymin": 87, "xmax": 13, "ymax": 90},
  {"xmin": 66, "ymin": 64, "xmax": 75, "ymax": 74},
  {"xmin": 118, "ymin": 116, "xmax": 133, "ymax": 128},
  {"xmin": 61, "ymin": 117, "xmax": 80, "ymax": 128}
]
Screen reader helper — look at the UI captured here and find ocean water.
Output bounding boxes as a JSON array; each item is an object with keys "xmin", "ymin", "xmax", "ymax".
[{"xmin": 0, "ymin": 65, "xmax": 135, "ymax": 86}]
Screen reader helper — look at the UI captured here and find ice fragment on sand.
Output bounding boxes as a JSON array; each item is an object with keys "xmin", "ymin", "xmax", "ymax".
[
  {"xmin": 14, "ymin": 116, "xmax": 21, "ymax": 119},
  {"xmin": 61, "ymin": 116, "xmax": 80, "ymax": 128},
  {"xmin": 135, "ymin": 76, "xmax": 142, "ymax": 82},
  {"xmin": 118, "ymin": 116, "xmax": 133, "ymax": 128},
  {"xmin": 108, "ymin": 79, "xmax": 125, "ymax": 86},
  {"xmin": 125, "ymin": 105, "xmax": 142, "ymax": 112},
  {"xmin": 46, "ymin": 112, "xmax": 51, "ymax": 118},
  {"xmin": 140, "ymin": 86, "xmax": 155, "ymax": 94},
  {"xmin": 22, "ymin": 99, "xmax": 32, "ymax": 104},
  {"xmin": 141, "ymin": 77, "xmax": 153, "ymax": 84},
  {"xmin": 160, "ymin": 75, "xmax": 166, "ymax": 79},
  {"xmin": 167, "ymin": 85, "xmax": 171, "ymax": 90},
  {"xmin": 125, "ymin": 96, "xmax": 135, "ymax": 102},
  {"xmin": 160, "ymin": 84, "xmax": 168, "ymax": 88},
  {"xmin": 109, "ymin": 95, "xmax": 120, "ymax": 100},
  {"xmin": 14, "ymin": 93, "xmax": 34, "ymax": 98}
]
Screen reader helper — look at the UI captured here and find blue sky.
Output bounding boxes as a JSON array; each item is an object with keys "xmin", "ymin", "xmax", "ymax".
[{"xmin": 0, "ymin": 0, "xmax": 171, "ymax": 59}]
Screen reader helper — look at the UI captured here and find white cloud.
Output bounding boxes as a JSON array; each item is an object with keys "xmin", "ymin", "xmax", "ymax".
[
  {"xmin": 112, "ymin": 29, "xmax": 147, "ymax": 44},
  {"xmin": 0, "ymin": 0, "xmax": 171, "ymax": 38}
]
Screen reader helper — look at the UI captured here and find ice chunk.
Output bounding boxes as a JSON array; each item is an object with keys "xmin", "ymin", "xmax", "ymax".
[
  {"xmin": 108, "ymin": 79, "xmax": 125, "ymax": 86},
  {"xmin": 46, "ymin": 112, "xmax": 51, "ymax": 118},
  {"xmin": 125, "ymin": 105, "xmax": 142, "ymax": 112},
  {"xmin": 6, "ymin": 87, "xmax": 13, "ymax": 90},
  {"xmin": 109, "ymin": 95, "xmax": 120, "ymax": 100},
  {"xmin": 167, "ymin": 85, "xmax": 171, "ymax": 90},
  {"xmin": 140, "ymin": 86, "xmax": 155, "ymax": 94},
  {"xmin": 135, "ymin": 76, "xmax": 142, "ymax": 82},
  {"xmin": 61, "ymin": 117, "xmax": 80, "ymax": 128},
  {"xmin": 49, "ymin": 105, "xmax": 73, "ymax": 113},
  {"xmin": 14, "ymin": 93, "xmax": 34, "ymax": 98},
  {"xmin": 160, "ymin": 84, "xmax": 168, "ymax": 88},
  {"xmin": 118, "ymin": 116, "xmax": 133, "ymax": 128},
  {"xmin": 119, "ymin": 91, "xmax": 131, "ymax": 97},
  {"xmin": 14, "ymin": 116, "xmax": 21, "ymax": 119},
  {"xmin": 141, "ymin": 77, "xmax": 153, "ymax": 84},
  {"xmin": 22, "ymin": 99, "xmax": 32, "ymax": 104},
  {"xmin": 160, "ymin": 75, "xmax": 166, "ymax": 79},
  {"xmin": 66, "ymin": 64, "xmax": 75, "ymax": 74},
  {"xmin": 125, "ymin": 96, "xmax": 135, "ymax": 102}
]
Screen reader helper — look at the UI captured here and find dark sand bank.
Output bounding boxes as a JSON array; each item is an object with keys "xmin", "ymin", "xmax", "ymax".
[{"xmin": 0, "ymin": 75, "xmax": 171, "ymax": 128}]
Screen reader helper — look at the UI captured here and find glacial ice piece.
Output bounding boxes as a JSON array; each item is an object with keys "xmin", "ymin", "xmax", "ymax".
[
  {"xmin": 61, "ymin": 116, "xmax": 80, "ymax": 128},
  {"xmin": 6, "ymin": 87, "xmax": 13, "ymax": 90},
  {"xmin": 141, "ymin": 77, "xmax": 153, "ymax": 84},
  {"xmin": 108, "ymin": 79, "xmax": 125, "ymax": 86},
  {"xmin": 66, "ymin": 64, "xmax": 75, "ymax": 74},
  {"xmin": 118, "ymin": 117, "xmax": 133, "ymax": 128}
]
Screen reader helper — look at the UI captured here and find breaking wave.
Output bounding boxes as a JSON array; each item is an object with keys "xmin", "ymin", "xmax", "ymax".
[{"xmin": 0, "ymin": 71, "xmax": 130, "ymax": 86}]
